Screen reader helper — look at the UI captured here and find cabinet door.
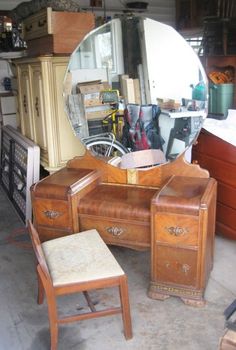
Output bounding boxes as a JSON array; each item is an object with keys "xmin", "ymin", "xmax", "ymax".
[
  {"xmin": 30, "ymin": 64, "xmax": 48, "ymax": 151},
  {"xmin": 17, "ymin": 65, "xmax": 34, "ymax": 140}
]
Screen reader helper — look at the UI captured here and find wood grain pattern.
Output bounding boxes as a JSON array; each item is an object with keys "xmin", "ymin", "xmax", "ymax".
[
  {"xmin": 24, "ymin": 11, "xmax": 95, "ymax": 55},
  {"xmin": 192, "ymin": 129, "xmax": 236, "ymax": 240},
  {"xmin": 31, "ymin": 150, "xmax": 217, "ymax": 305},
  {"xmin": 149, "ymin": 176, "xmax": 217, "ymax": 304}
]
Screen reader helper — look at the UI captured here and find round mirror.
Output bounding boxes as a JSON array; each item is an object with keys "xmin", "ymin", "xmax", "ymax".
[{"xmin": 63, "ymin": 16, "xmax": 208, "ymax": 166}]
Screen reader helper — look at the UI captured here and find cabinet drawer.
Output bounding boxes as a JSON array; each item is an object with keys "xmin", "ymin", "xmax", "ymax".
[
  {"xmin": 33, "ymin": 198, "xmax": 72, "ymax": 229},
  {"xmin": 23, "ymin": 8, "xmax": 52, "ymax": 41},
  {"xmin": 79, "ymin": 214, "xmax": 150, "ymax": 249},
  {"xmin": 154, "ymin": 245, "xmax": 198, "ymax": 287},
  {"xmin": 154, "ymin": 213, "xmax": 199, "ymax": 246}
]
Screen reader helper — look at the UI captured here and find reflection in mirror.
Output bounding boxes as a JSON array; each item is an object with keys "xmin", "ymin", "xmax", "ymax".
[{"xmin": 63, "ymin": 16, "xmax": 208, "ymax": 165}]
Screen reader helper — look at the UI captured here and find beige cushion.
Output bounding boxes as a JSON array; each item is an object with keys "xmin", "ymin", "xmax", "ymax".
[{"xmin": 42, "ymin": 229, "xmax": 124, "ymax": 287}]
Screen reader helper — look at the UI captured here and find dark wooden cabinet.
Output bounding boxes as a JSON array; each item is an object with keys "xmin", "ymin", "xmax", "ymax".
[{"xmin": 192, "ymin": 128, "xmax": 236, "ymax": 240}]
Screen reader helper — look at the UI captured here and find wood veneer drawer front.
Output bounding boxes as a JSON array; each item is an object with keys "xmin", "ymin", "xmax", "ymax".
[
  {"xmin": 154, "ymin": 245, "xmax": 198, "ymax": 287},
  {"xmin": 154, "ymin": 213, "xmax": 199, "ymax": 246},
  {"xmin": 23, "ymin": 8, "xmax": 52, "ymax": 41},
  {"xmin": 217, "ymin": 182, "xmax": 236, "ymax": 210},
  {"xmin": 192, "ymin": 154, "xmax": 236, "ymax": 188},
  {"xmin": 217, "ymin": 203, "xmax": 236, "ymax": 231},
  {"xmin": 33, "ymin": 198, "xmax": 72, "ymax": 229},
  {"xmin": 79, "ymin": 215, "xmax": 150, "ymax": 248},
  {"xmin": 37, "ymin": 227, "xmax": 73, "ymax": 242},
  {"xmin": 194, "ymin": 131, "xmax": 236, "ymax": 165}
]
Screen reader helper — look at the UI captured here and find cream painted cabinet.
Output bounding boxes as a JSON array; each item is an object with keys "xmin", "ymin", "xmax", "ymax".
[
  {"xmin": 15, "ymin": 56, "xmax": 85, "ymax": 172},
  {"xmin": 17, "ymin": 64, "xmax": 34, "ymax": 140}
]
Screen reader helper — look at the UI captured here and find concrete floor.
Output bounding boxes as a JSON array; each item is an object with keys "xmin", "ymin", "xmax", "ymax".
[{"xmin": 0, "ymin": 185, "xmax": 236, "ymax": 350}]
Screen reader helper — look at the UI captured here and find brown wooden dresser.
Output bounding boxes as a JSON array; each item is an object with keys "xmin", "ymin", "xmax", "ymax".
[{"xmin": 31, "ymin": 151, "xmax": 217, "ymax": 306}]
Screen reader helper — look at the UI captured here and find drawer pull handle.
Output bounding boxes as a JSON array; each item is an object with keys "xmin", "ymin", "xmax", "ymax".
[
  {"xmin": 106, "ymin": 226, "xmax": 124, "ymax": 236},
  {"xmin": 165, "ymin": 226, "xmax": 188, "ymax": 236},
  {"xmin": 35, "ymin": 97, "xmax": 40, "ymax": 117},
  {"xmin": 43, "ymin": 210, "xmax": 62, "ymax": 219},
  {"xmin": 38, "ymin": 19, "xmax": 47, "ymax": 27},
  {"xmin": 182, "ymin": 264, "xmax": 190, "ymax": 274},
  {"xmin": 25, "ymin": 24, "xmax": 33, "ymax": 32},
  {"xmin": 23, "ymin": 95, "xmax": 27, "ymax": 114}
]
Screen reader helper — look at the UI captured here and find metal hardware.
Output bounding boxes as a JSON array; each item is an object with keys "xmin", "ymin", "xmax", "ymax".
[
  {"xmin": 43, "ymin": 210, "xmax": 62, "ymax": 219},
  {"xmin": 106, "ymin": 226, "xmax": 124, "ymax": 236},
  {"xmin": 35, "ymin": 97, "xmax": 40, "ymax": 117},
  {"xmin": 25, "ymin": 24, "xmax": 33, "ymax": 32},
  {"xmin": 38, "ymin": 19, "xmax": 47, "ymax": 27},
  {"xmin": 165, "ymin": 226, "xmax": 189, "ymax": 236},
  {"xmin": 182, "ymin": 264, "xmax": 190, "ymax": 274},
  {"xmin": 23, "ymin": 95, "xmax": 27, "ymax": 114}
]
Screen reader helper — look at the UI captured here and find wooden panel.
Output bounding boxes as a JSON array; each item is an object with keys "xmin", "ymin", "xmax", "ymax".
[
  {"xmin": 154, "ymin": 213, "xmax": 199, "ymax": 247},
  {"xmin": 217, "ymin": 182, "xmax": 236, "ymax": 209},
  {"xmin": 193, "ymin": 130, "xmax": 236, "ymax": 165},
  {"xmin": 36, "ymin": 226, "xmax": 74, "ymax": 242},
  {"xmin": 154, "ymin": 245, "xmax": 198, "ymax": 287},
  {"xmin": 217, "ymin": 203, "xmax": 236, "ymax": 231},
  {"xmin": 79, "ymin": 214, "xmax": 150, "ymax": 250},
  {"xmin": 193, "ymin": 153, "xmax": 236, "ymax": 188},
  {"xmin": 33, "ymin": 198, "xmax": 72, "ymax": 229},
  {"xmin": 24, "ymin": 11, "xmax": 95, "ymax": 55},
  {"xmin": 192, "ymin": 129, "xmax": 236, "ymax": 240},
  {"xmin": 79, "ymin": 183, "xmax": 157, "ymax": 222}
]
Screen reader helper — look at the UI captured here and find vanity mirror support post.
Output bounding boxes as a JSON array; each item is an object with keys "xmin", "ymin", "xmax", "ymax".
[{"xmin": 149, "ymin": 175, "xmax": 217, "ymax": 306}]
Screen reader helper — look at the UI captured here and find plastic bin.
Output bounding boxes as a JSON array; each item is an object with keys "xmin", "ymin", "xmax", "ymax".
[{"xmin": 209, "ymin": 83, "xmax": 234, "ymax": 118}]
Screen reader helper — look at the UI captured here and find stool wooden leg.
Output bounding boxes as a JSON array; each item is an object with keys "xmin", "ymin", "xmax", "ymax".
[
  {"xmin": 37, "ymin": 268, "xmax": 44, "ymax": 305},
  {"xmin": 47, "ymin": 296, "xmax": 59, "ymax": 350},
  {"xmin": 119, "ymin": 275, "xmax": 133, "ymax": 340}
]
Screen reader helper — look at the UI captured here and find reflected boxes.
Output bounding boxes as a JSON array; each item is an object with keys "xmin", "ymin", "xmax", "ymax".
[{"xmin": 76, "ymin": 80, "xmax": 114, "ymax": 135}]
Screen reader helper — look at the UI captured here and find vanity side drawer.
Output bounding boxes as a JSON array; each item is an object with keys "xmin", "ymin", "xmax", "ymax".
[
  {"xmin": 33, "ymin": 198, "xmax": 72, "ymax": 230},
  {"xmin": 23, "ymin": 8, "xmax": 52, "ymax": 41},
  {"xmin": 79, "ymin": 214, "xmax": 150, "ymax": 250},
  {"xmin": 153, "ymin": 245, "xmax": 198, "ymax": 287},
  {"xmin": 154, "ymin": 213, "xmax": 199, "ymax": 247}
]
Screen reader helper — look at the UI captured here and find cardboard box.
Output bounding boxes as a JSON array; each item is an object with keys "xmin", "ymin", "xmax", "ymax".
[
  {"xmin": 157, "ymin": 98, "xmax": 181, "ymax": 110},
  {"xmin": 76, "ymin": 81, "xmax": 111, "ymax": 107},
  {"xmin": 86, "ymin": 108, "xmax": 113, "ymax": 121}
]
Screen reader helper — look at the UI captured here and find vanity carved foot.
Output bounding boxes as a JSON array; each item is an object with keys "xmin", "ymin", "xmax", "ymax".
[
  {"xmin": 148, "ymin": 289, "xmax": 170, "ymax": 301},
  {"xmin": 181, "ymin": 297, "xmax": 206, "ymax": 308}
]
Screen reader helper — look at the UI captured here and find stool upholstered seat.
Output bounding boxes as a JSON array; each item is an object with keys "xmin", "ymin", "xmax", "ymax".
[
  {"xmin": 42, "ymin": 229, "xmax": 125, "ymax": 286},
  {"xmin": 28, "ymin": 221, "xmax": 132, "ymax": 350}
]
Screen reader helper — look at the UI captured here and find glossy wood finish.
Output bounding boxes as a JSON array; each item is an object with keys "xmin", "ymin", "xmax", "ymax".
[
  {"xmin": 149, "ymin": 175, "xmax": 217, "ymax": 305},
  {"xmin": 31, "ymin": 151, "xmax": 217, "ymax": 304},
  {"xmin": 192, "ymin": 129, "xmax": 236, "ymax": 240},
  {"xmin": 28, "ymin": 221, "xmax": 132, "ymax": 350},
  {"xmin": 31, "ymin": 167, "xmax": 101, "ymax": 241}
]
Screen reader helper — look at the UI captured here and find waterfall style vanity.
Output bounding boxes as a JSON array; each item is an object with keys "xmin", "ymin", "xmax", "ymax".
[{"xmin": 30, "ymin": 15, "xmax": 217, "ymax": 306}]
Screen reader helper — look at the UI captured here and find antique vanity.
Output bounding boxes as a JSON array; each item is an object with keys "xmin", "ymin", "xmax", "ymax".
[{"xmin": 31, "ymin": 16, "xmax": 217, "ymax": 306}]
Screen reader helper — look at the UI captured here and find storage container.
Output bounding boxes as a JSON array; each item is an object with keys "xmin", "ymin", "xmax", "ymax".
[{"xmin": 209, "ymin": 83, "xmax": 234, "ymax": 118}]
